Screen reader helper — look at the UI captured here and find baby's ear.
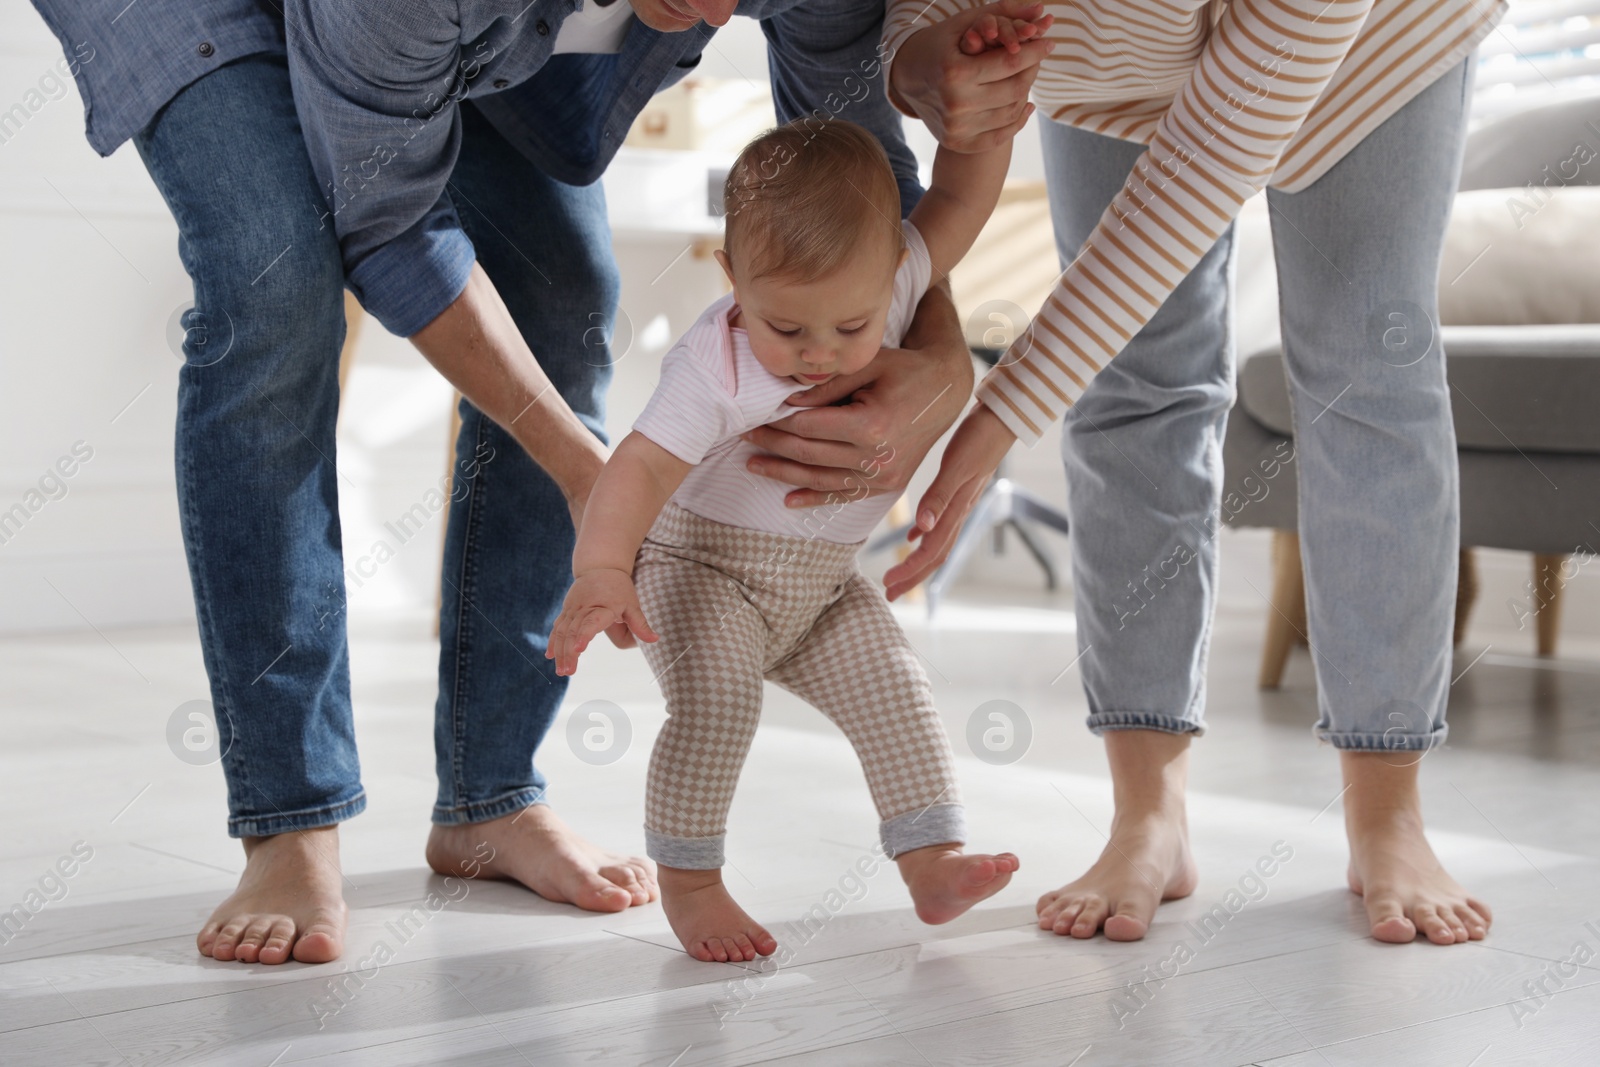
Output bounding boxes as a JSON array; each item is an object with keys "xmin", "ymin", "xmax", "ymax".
[{"xmin": 714, "ymin": 248, "xmax": 737, "ymax": 291}]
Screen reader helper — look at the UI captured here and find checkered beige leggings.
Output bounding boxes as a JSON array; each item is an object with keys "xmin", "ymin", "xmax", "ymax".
[{"xmin": 633, "ymin": 504, "xmax": 965, "ymax": 869}]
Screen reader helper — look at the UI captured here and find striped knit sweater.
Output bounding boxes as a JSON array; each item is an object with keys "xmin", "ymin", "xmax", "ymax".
[{"xmin": 884, "ymin": 0, "xmax": 1506, "ymax": 444}]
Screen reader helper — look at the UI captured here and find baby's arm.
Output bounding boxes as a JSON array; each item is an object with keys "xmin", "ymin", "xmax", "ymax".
[
  {"xmin": 907, "ymin": 10, "xmax": 1051, "ymax": 282},
  {"xmin": 547, "ymin": 431, "xmax": 692, "ymax": 675}
]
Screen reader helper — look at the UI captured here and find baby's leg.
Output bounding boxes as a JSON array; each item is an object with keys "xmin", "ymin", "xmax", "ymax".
[
  {"xmin": 768, "ymin": 574, "xmax": 1018, "ymax": 924},
  {"xmin": 635, "ymin": 548, "xmax": 777, "ymax": 962}
]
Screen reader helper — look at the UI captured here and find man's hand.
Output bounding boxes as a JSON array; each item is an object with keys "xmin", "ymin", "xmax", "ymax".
[
  {"xmin": 883, "ymin": 403, "xmax": 1016, "ymax": 601},
  {"xmin": 889, "ymin": 0, "xmax": 1054, "ymax": 153},
  {"xmin": 547, "ymin": 569, "xmax": 659, "ymax": 676},
  {"xmin": 742, "ymin": 286, "xmax": 973, "ymax": 509}
]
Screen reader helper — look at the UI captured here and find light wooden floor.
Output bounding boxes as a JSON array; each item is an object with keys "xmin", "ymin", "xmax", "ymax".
[{"xmin": 3, "ymin": 533, "xmax": 1599, "ymax": 1066}]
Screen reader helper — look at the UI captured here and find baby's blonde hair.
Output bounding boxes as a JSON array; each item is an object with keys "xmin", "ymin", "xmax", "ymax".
[{"xmin": 722, "ymin": 118, "xmax": 904, "ymax": 283}]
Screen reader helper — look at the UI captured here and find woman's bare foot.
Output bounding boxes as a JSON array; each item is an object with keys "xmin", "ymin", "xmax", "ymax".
[
  {"xmin": 426, "ymin": 805, "xmax": 658, "ymax": 912},
  {"xmin": 1038, "ymin": 730, "xmax": 1197, "ymax": 941},
  {"xmin": 1342, "ymin": 751, "xmax": 1492, "ymax": 945},
  {"xmin": 197, "ymin": 826, "xmax": 347, "ymax": 965},
  {"xmin": 896, "ymin": 845, "xmax": 1019, "ymax": 924},
  {"xmin": 659, "ymin": 866, "xmax": 777, "ymax": 963}
]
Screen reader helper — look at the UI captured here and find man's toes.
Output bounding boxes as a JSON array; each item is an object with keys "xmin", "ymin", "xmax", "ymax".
[
  {"xmin": 258, "ymin": 919, "xmax": 297, "ymax": 965},
  {"xmin": 1103, "ymin": 903, "xmax": 1150, "ymax": 942},
  {"xmin": 197, "ymin": 920, "xmax": 222, "ymax": 957},
  {"xmin": 597, "ymin": 862, "xmax": 651, "ymax": 905},
  {"xmin": 210, "ymin": 919, "xmax": 249, "ymax": 961},
  {"xmin": 292, "ymin": 919, "xmax": 344, "ymax": 964},
  {"xmin": 233, "ymin": 917, "xmax": 275, "ymax": 963},
  {"xmin": 570, "ymin": 872, "xmax": 634, "ymax": 913}
]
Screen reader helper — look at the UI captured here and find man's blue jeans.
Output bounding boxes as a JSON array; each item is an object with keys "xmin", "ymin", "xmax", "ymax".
[{"xmin": 134, "ymin": 55, "xmax": 614, "ymax": 836}]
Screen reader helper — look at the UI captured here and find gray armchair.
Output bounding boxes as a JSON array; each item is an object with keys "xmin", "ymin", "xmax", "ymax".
[{"xmin": 1222, "ymin": 94, "xmax": 1600, "ymax": 687}]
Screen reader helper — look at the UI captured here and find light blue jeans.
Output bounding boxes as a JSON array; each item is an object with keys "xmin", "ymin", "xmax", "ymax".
[{"xmin": 1041, "ymin": 59, "xmax": 1473, "ymax": 751}]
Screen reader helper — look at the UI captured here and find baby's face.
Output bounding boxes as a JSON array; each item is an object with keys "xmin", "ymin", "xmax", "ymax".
[{"xmin": 719, "ymin": 244, "xmax": 907, "ymax": 388}]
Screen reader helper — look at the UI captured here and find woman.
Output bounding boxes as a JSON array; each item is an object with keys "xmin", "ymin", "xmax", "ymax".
[{"xmin": 884, "ymin": 0, "xmax": 1502, "ymax": 945}]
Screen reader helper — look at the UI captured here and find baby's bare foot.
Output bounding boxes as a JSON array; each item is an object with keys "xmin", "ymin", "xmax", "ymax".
[
  {"xmin": 426, "ymin": 805, "xmax": 657, "ymax": 912},
  {"xmin": 897, "ymin": 846, "xmax": 1019, "ymax": 925},
  {"xmin": 197, "ymin": 826, "xmax": 347, "ymax": 965},
  {"xmin": 659, "ymin": 866, "xmax": 777, "ymax": 963},
  {"xmin": 1037, "ymin": 812, "xmax": 1197, "ymax": 941},
  {"xmin": 1343, "ymin": 753, "xmax": 1491, "ymax": 945}
]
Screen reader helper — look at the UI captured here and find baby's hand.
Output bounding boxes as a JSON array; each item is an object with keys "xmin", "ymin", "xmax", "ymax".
[
  {"xmin": 960, "ymin": 5, "xmax": 1054, "ymax": 56},
  {"xmin": 547, "ymin": 569, "xmax": 659, "ymax": 676}
]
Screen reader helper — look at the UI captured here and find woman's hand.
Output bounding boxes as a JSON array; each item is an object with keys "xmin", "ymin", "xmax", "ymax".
[
  {"xmin": 546, "ymin": 568, "xmax": 659, "ymax": 676},
  {"xmin": 883, "ymin": 402, "xmax": 1017, "ymax": 601},
  {"xmin": 888, "ymin": 0, "xmax": 1054, "ymax": 152}
]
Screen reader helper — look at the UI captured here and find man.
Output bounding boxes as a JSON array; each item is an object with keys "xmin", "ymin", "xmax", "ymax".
[{"xmin": 31, "ymin": 0, "xmax": 1043, "ymax": 965}]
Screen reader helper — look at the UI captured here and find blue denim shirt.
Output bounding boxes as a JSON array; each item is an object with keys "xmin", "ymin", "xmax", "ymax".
[{"xmin": 30, "ymin": 0, "xmax": 920, "ymax": 338}]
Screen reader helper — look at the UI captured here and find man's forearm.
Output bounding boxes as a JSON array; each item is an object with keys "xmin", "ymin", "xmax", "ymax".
[
  {"xmin": 410, "ymin": 263, "xmax": 605, "ymax": 504},
  {"xmin": 903, "ymin": 280, "xmax": 975, "ymax": 399}
]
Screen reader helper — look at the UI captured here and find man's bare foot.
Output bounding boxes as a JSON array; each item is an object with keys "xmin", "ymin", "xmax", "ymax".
[
  {"xmin": 425, "ymin": 804, "xmax": 657, "ymax": 912},
  {"xmin": 1038, "ymin": 730, "xmax": 1197, "ymax": 941},
  {"xmin": 197, "ymin": 826, "xmax": 347, "ymax": 965},
  {"xmin": 659, "ymin": 866, "xmax": 777, "ymax": 963},
  {"xmin": 1342, "ymin": 751, "xmax": 1492, "ymax": 945},
  {"xmin": 896, "ymin": 845, "xmax": 1019, "ymax": 924}
]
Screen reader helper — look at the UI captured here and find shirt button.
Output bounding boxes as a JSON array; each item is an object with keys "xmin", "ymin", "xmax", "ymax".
[
  {"xmin": 493, "ymin": 78, "xmax": 509, "ymax": 89},
  {"xmin": 536, "ymin": 19, "xmax": 550, "ymax": 36},
  {"xmin": 197, "ymin": 41, "xmax": 215, "ymax": 58}
]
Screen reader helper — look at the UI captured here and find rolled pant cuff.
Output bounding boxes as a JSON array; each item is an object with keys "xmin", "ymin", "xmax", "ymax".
[
  {"xmin": 645, "ymin": 828, "xmax": 725, "ymax": 869},
  {"xmin": 1086, "ymin": 712, "xmax": 1205, "ymax": 738},
  {"xmin": 1315, "ymin": 723, "xmax": 1449, "ymax": 752},
  {"xmin": 881, "ymin": 803, "xmax": 967, "ymax": 859},
  {"xmin": 229, "ymin": 790, "xmax": 367, "ymax": 839},
  {"xmin": 432, "ymin": 788, "xmax": 547, "ymax": 826}
]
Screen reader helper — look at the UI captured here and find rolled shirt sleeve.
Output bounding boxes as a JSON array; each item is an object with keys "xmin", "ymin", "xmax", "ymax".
[
  {"xmin": 285, "ymin": 2, "xmax": 487, "ymax": 337},
  {"xmin": 764, "ymin": 0, "xmax": 924, "ymax": 217}
]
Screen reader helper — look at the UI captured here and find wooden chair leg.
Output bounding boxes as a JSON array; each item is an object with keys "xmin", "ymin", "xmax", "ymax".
[
  {"xmin": 1453, "ymin": 547, "xmax": 1478, "ymax": 649},
  {"xmin": 1532, "ymin": 552, "xmax": 1569, "ymax": 658},
  {"xmin": 1259, "ymin": 529, "xmax": 1306, "ymax": 689}
]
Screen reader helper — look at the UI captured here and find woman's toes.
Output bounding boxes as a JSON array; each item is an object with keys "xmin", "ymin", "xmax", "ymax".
[
  {"xmin": 1067, "ymin": 897, "xmax": 1108, "ymax": 938},
  {"xmin": 1103, "ymin": 903, "xmax": 1150, "ymax": 942},
  {"xmin": 1455, "ymin": 903, "xmax": 1487, "ymax": 939},
  {"xmin": 197, "ymin": 921, "xmax": 221, "ymax": 955},
  {"xmin": 1412, "ymin": 904, "xmax": 1453, "ymax": 944}
]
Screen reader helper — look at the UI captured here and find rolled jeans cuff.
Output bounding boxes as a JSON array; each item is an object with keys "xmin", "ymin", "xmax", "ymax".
[
  {"xmin": 646, "ymin": 828, "xmax": 725, "ymax": 870},
  {"xmin": 229, "ymin": 789, "xmax": 367, "ymax": 839},
  {"xmin": 1086, "ymin": 712, "xmax": 1206, "ymax": 739},
  {"xmin": 432, "ymin": 788, "xmax": 547, "ymax": 827},
  {"xmin": 881, "ymin": 803, "xmax": 967, "ymax": 859},
  {"xmin": 1315, "ymin": 723, "xmax": 1449, "ymax": 752}
]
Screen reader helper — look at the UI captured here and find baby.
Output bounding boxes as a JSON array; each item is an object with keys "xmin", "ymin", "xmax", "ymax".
[{"xmin": 548, "ymin": 102, "xmax": 1031, "ymax": 960}]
